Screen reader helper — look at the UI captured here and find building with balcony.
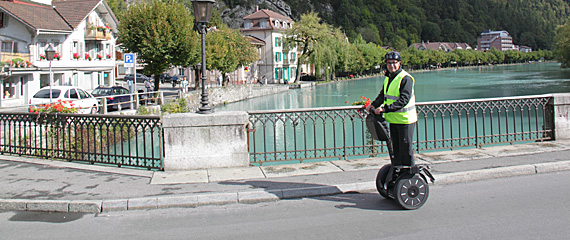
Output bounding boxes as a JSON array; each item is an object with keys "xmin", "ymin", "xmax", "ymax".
[
  {"xmin": 477, "ymin": 29, "xmax": 515, "ymax": 52},
  {"xmin": 0, "ymin": 0, "xmax": 118, "ymax": 107},
  {"xmin": 240, "ymin": 8, "xmax": 298, "ymax": 84}
]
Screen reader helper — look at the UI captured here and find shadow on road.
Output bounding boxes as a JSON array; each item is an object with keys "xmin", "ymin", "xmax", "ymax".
[{"xmin": 220, "ymin": 180, "xmax": 403, "ymax": 211}]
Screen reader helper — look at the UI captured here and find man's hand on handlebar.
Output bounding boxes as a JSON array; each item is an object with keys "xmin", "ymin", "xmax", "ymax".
[{"xmin": 365, "ymin": 104, "xmax": 384, "ymax": 115}]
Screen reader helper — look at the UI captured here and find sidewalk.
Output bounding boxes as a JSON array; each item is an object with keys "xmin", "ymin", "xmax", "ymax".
[{"xmin": 1, "ymin": 140, "xmax": 570, "ymax": 213}]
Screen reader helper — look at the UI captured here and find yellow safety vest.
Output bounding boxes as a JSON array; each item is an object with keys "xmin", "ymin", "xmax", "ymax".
[{"xmin": 383, "ymin": 70, "xmax": 417, "ymax": 124}]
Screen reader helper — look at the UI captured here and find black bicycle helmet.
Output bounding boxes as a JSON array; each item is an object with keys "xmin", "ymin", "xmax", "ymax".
[{"xmin": 385, "ymin": 51, "xmax": 401, "ymax": 61}]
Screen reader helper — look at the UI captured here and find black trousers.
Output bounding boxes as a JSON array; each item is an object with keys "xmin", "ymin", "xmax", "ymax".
[{"xmin": 389, "ymin": 122, "xmax": 416, "ymax": 166}]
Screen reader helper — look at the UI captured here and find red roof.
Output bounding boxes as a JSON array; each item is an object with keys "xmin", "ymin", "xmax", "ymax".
[
  {"xmin": 0, "ymin": 0, "xmax": 71, "ymax": 31},
  {"xmin": 0, "ymin": 0, "xmax": 105, "ymax": 31},
  {"xmin": 52, "ymin": 0, "xmax": 102, "ymax": 28},
  {"xmin": 244, "ymin": 9, "xmax": 291, "ymax": 21}
]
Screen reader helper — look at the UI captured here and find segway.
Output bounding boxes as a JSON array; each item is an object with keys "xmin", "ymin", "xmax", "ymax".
[{"xmin": 365, "ymin": 107, "xmax": 435, "ymax": 210}]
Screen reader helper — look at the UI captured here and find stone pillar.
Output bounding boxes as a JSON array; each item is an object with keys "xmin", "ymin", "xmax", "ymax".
[
  {"xmin": 162, "ymin": 111, "xmax": 249, "ymax": 170},
  {"xmin": 553, "ymin": 93, "xmax": 570, "ymax": 140}
]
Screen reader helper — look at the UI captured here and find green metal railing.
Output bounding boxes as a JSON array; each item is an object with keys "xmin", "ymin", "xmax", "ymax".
[
  {"xmin": 247, "ymin": 95, "xmax": 554, "ymax": 165},
  {"xmin": 0, "ymin": 112, "xmax": 164, "ymax": 170}
]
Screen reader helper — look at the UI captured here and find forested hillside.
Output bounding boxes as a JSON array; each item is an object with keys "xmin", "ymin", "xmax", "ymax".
[
  {"xmin": 107, "ymin": 0, "xmax": 570, "ymax": 50},
  {"xmin": 218, "ymin": 0, "xmax": 570, "ymax": 50}
]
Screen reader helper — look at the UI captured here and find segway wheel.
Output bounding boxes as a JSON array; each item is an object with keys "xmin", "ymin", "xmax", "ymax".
[
  {"xmin": 375, "ymin": 164, "xmax": 393, "ymax": 199},
  {"xmin": 394, "ymin": 175, "xmax": 429, "ymax": 210}
]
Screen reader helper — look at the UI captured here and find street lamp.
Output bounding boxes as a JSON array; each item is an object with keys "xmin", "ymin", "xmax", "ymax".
[
  {"xmin": 192, "ymin": 0, "xmax": 215, "ymax": 114},
  {"xmin": 45, "ymin": 44, "xmax": 56, "ymax": 103}
]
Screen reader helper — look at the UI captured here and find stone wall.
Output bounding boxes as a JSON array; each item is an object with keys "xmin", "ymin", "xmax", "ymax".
[
  {"xmin": 162, "ymin": 111, "xmax": 249, "ymax": 170},
  {"xmin": 553, "ymin": 93, "xmax": 570, "ymax": 140},
  {"xmin": 182, "ymin": 85, "xmax": 289, "ymax": 112}
]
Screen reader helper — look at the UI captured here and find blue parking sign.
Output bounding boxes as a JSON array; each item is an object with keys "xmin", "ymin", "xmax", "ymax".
[{"xmin": 124, "ymin": 53, "xmax": 135, "ymax": 67}]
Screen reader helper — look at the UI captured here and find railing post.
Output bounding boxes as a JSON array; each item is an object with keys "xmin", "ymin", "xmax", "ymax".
[
  {"xmin": 545, "ymin": 97, "xmax": 555, "ymax": 140},
  {"xmin": 159, "ymin": 92, "xmax": 164, "ymax": 105},
  {"xmin": 134, "ymin": 93, "xmax": 140, "ymax": 109},
  {"xmin": 101, "ymin": 98, "xmax": 107, "ymax": 114}
]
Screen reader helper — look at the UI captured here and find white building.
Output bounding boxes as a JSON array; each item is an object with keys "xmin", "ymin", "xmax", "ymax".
[
  {"xmin": 0, "ymin": 0, "xmax": 118, "ymax": 107},
  {"xmin": 240, "ymin": 9, "xmax": 298, "ymax": 84},
  {"xmin": 477, "ymin": 29, "xmax": 515, "ymax": 52}
]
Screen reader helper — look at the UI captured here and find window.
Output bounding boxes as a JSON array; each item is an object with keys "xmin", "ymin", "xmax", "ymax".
[
  {"xmin": 260, "ymin": 20, "xmax": 267, "ymax": 28},
  {"xmin": 275, "ymin": 37, "xmax": 279, "ymax": 47},
  {"xmin": 3, "ymin": 80, "xmax": 15, "ymax": 99},
  {"xmin": 77, "ymin": 89, "xmax": 88, "ymax": 99},
  {"xmin": 1, "ymin": 41, "xmax": 13, "ymax": 52},
  {"xmin": 71, "ymin": 41, "xmax": 79, "ymax": 59},
  {"xmin": 291, "ymin": 52, "xmax": 296, "ymax": 61},
  {"xmin": 275, "ymin": 52, "xmax": 281, "ymax": 62},
  {"xmin": 275, "ymin": 68, "xmax": 281, "ymax": 80},
  {"xmin": 0, "ymin": 12, "xmax": 4, "ymax": 28},
  {"xmin": 34, "ymin": 89, "xmax": 60, "ymax": 99},
  {"xmin": 67, "ymin": 89, "xmax": 79, "ymax": 99},
  {"xmin": 244, "ymin": 21, "xmax": 251, "ymax": 29}
]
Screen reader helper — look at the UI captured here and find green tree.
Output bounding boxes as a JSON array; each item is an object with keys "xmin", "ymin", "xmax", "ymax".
[
  {"xmin": 555, "ymin": 17, "xmax": 570, "ymax": 68},
  {"xmin": 284, "ymin": 11, "xmax": 331, "ymax": 83},
  {"xmin": 488, "ymin": 48, "xmax": 505, "ymax": 64},
  {"xmin": 106, "ymin": 0, "xmax": 128, "ymax": 18},
  {"xmin": 352, "ymin": 35, "xmax": 387, "ymax": 74},
  {"xmin": 119, "ymin": 0, "xmax": 200, "ymax": 91},
  {"xmin": 206, "ymin": 27, "xmax": 259, "ymax": 86}
]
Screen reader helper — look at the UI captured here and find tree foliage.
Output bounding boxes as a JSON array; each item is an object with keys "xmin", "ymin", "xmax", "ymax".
[
  {"xmin": 206, "ymin": 26, "xmax": 259, "ymax": 86},
  {"xmin": 220, "ymin": 0, "xmax": 570, "ymax": 51},
  {"xmin": 119, "ymin": 0, "xmax": 200, "ymax": 90},
  {"xmin": 555, "ymin": 16, "xmax": 570, "ymax": 68},
  {"xmin": 284, "ymin": 11, "xmax": 332, "ymax": 82}
]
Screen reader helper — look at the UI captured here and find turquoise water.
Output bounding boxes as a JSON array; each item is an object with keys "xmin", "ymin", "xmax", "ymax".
[{"xmin": 217, "ymin": 62, "xmax": 570, "ymax": 111}]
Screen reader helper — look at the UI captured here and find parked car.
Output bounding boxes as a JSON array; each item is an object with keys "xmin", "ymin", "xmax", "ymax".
[
  {"xmin": 160, "ymin": 73, "xmax": 172, "ymax": 83},
  {"xmin": 124, "ymin": 73, "xmax": 152, "ymax": 83},
  {"xmin": 91, "ymin": 86, "xmax": 132, "ymax": 111},
  {"xmin": 29, "ymin": 86, "xmax": 99, "ymax": 114}
]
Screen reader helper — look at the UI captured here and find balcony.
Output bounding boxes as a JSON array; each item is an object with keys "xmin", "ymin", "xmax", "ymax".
[
  {"xmin": 1, "ymin": 52, "xmax": 32, "ymax": 68},
  {"xmin": 85, "ymin": 28, "xmax": 112, "ymax": 41}
]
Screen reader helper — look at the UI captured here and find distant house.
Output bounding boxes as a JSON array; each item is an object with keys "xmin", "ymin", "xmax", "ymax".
[
  {"xmin": 517, "ymin": 45, "xmax": 532, "ymax": 53},
  {"xmin": 240, "ymin": 8, "xmax": 298, "ymax": 84},
  {"xmin": 0, "ymin": 0, "xmax": 118, "ymax": 107},
  {"xmin": 411, "ymin": 41, "xmax": 472, "ymax": 52},
  {"xmin": 477, "ymin": 30, "xmax": 515, "ymax": 51}
]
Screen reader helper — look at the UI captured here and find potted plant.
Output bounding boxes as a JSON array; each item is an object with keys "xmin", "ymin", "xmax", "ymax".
[
  {"xmin": 85, "ymin": 53, "xmax": 92, "ymax": 61},
  {"xmin": 96, "ymin": 54, "xmax": 102, "ymax": 60},
  {"xmin": 106, "ymin": 53, "xmax": 112, "ymax": 59},
  {"xmin": 54, "ymin": 52, "xmax": 61, "ymax": 60},
  {"xmin": 73, "ymin": 53, "xmax": 80, "ymax": 60},
  {"xmin": 40, "ymin": 54, "xmax": 46, "ymax": 60}
]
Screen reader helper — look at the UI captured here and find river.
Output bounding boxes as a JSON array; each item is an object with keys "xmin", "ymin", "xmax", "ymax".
[{"xmin": 217, "ymin": 62, "xmax": 570, "ymax": 111}]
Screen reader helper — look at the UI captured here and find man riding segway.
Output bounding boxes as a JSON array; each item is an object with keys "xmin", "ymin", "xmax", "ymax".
[{"xmin": 365, "ymin": 51, "xmax": 434, "ymax": 209}]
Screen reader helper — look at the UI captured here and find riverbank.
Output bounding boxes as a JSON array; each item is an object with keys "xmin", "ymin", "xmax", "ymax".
[{"xmin": 313, "ymin": 60, "xmax": 557, "ymax": 86}]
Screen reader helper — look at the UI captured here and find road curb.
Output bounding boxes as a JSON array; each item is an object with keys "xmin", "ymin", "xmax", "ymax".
[{"xmin": 2, "ymin": 161, "xmax": 569, "ymax": 213}]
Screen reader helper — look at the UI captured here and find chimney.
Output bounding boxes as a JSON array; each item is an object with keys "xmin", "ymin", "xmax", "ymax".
[{"xmin": 256, "ymin": 6, "xmax": 259, "ymax": 12}]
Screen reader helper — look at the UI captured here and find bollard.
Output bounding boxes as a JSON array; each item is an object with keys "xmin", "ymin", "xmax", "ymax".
[
  {"xmin": 134, "ymin": 93, "xmax": 140, "ymax": 109},
  {"xmin": 159, "ymin": 92, "xmax": 164, "ymax": 105},
  {"xmin": 100, "ymin": 98, "xmax": 107, "ymax": 114}
]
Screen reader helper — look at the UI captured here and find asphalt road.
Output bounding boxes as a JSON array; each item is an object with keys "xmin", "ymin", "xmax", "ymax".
[{"xmin": 1, "ymin": 171, "xmax": 569, "ymax": 240}]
